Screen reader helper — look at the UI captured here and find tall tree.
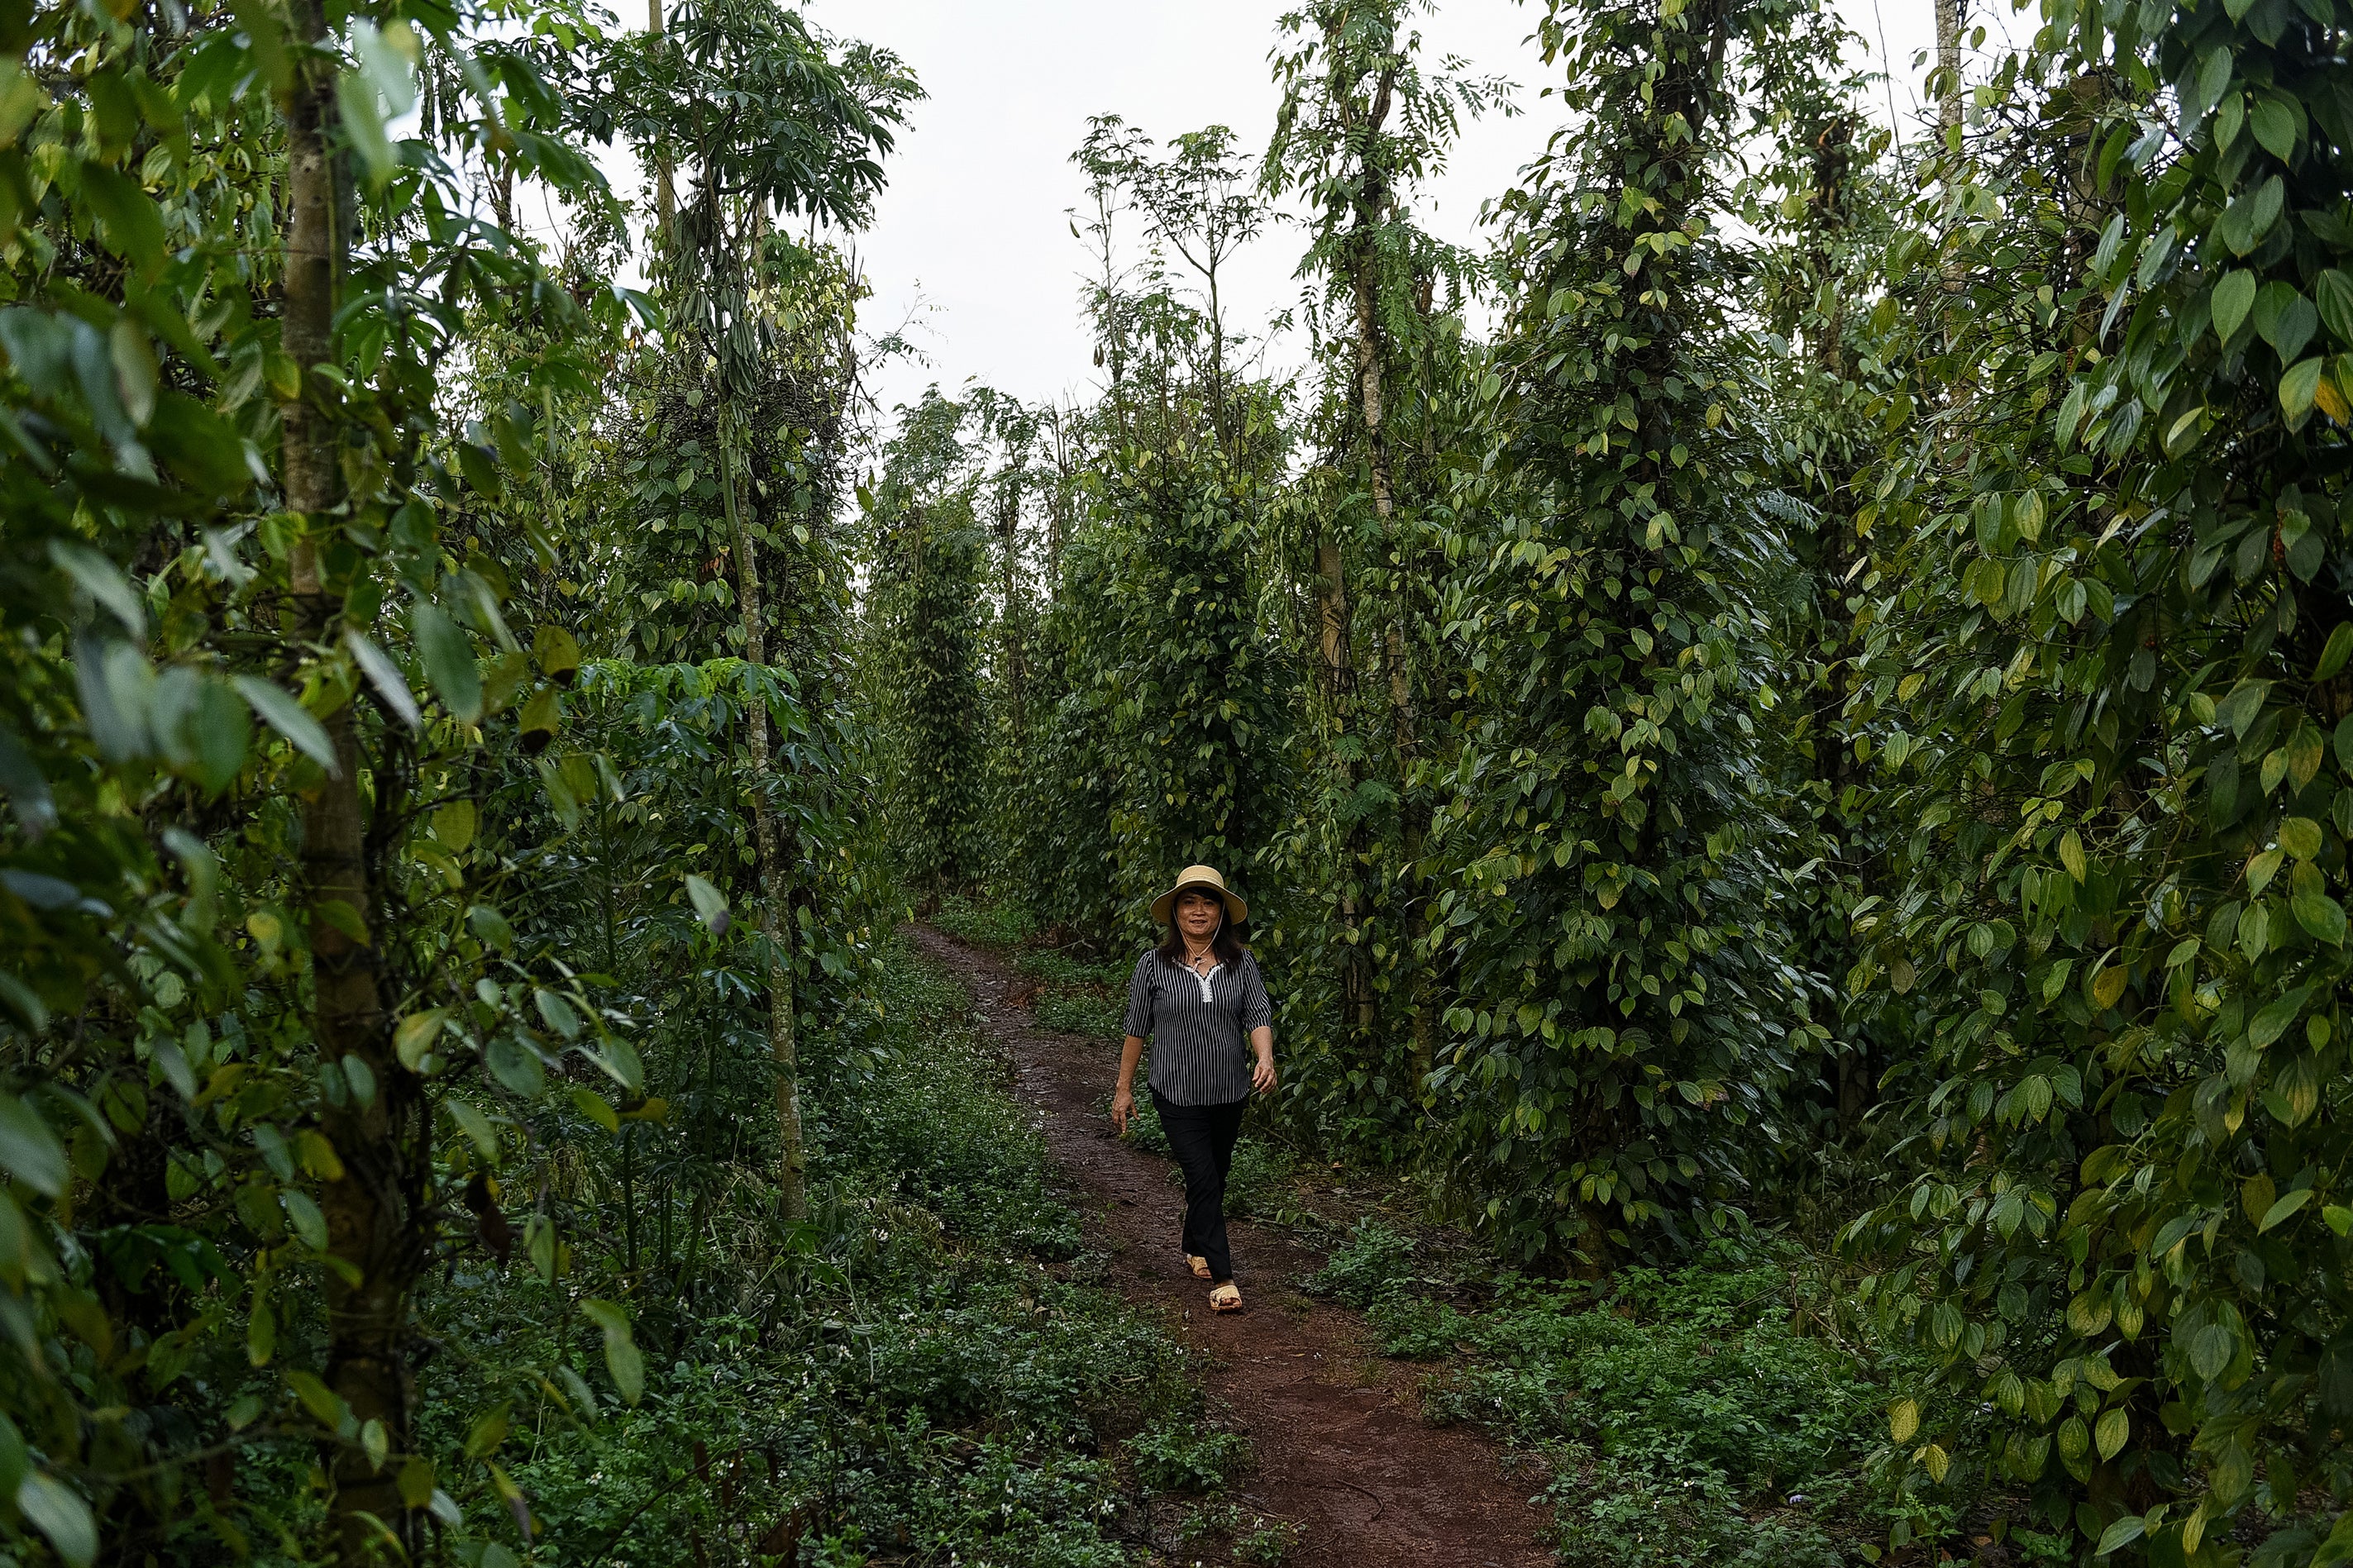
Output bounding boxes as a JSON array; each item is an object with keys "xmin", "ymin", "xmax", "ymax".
[
  {"xmin": 1265, "ymin": 0, "xmax": 1506, "ymax": 1087},
  {"xmin": 602, "ymin": 0, "xmax": 914, "ymax": 1217}
]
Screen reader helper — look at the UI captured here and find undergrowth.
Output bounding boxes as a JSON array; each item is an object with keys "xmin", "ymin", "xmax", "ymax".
[
  {"xmin": 402, "ymin": 938, "xmax": 1215, "ymax": 1567},
  {"xmin": 1310, "ymin": 1223, "xmax": 1917, "ymax": 1567}
]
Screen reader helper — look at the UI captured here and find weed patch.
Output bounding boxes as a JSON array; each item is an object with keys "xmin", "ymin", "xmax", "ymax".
[
  {"xmin": 1036, "ymin": 988, "xmax": 1126, "ymax": 1037},
  {"xmin": 1129, "ymin": 1418, "xmax": 1253, "ymax": 1495},
  {"xmin": 1310, "ymin": 1222, "xmax": 1905, "ymax": 1566},
  {"xmin": 933, "ymin": 892, "xmax": 1038, "ymax": 948}
]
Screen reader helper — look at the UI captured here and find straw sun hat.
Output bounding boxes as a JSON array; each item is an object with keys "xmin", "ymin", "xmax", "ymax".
[{"xmin": 1149, "ymin": 865, "xmax": 1248, "ymax": 927}]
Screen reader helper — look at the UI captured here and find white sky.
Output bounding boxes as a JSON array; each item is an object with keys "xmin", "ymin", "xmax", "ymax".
[{"xmin": 795, "ymin": 0, "xmax": 1950, "ymax": 424}]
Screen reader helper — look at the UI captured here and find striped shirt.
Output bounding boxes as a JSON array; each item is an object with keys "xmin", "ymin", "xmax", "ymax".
[{"xmin": 1124, "ymin": 948, "xmax": 1273, "ymax": 1106}]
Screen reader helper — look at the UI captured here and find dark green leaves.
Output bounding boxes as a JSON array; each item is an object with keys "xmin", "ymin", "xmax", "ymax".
[
  {"xmin": 2212, "ymin": 269, "xmax": 2256, "ymax": 342},
  {"xmin": 2217, "ymin": 176, "xmax": 2285, "ymax": 256}
]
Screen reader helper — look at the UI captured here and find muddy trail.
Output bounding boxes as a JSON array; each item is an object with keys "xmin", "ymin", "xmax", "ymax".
[{"xmin": 911, "ymin": 925, "xmax": 1552, "ymax": 1568}]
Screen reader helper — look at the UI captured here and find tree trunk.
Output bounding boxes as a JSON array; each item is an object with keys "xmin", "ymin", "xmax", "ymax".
[
  {"xmin": 650, "ymin": 0, "xmax": 675, "ymax": 239},
  {"xmin": 1935, "ymin": 0, "xmax": 1965, "ymax": 151},
  {"xmin": 279, "ymin": 2, "xmax": 418, "ymax": 1556},
  {"xmin": 997, "ymin": 473, "xmax": 1025, "ymax": 739},
  {"xmin": 1339, "ymin": 62, "xmax": 1433, "ymax": 1089},
  {"xmin": 1312, "ymin": 534, "xmax": 1377, "ymax": 1043},
  {"xmin": 720, "ymin": 406, "xmax": 808, "ymax": 1220}
]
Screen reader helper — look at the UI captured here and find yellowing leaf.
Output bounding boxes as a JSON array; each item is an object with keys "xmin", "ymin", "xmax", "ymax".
[
  {"xmin": 1888, "ymin": 1397, "xmax": 1920, "ymax": 1443},
  {"xmin": 394, "ymin": 1009, "xmax": 448, "ymax": 1072},
  {"xmin": 432, "ymin": 800, "xmax": 477, "ymax": 854},
  {"xmin": 2242, "ymin": 1172, "xmax": 2277, "ymax": 1227},
  {"xmin": 2317, "ymin": 374, "xmax": 2351, "ymax": 424},
  {"xmin": 464, "ymin": 1403, "xmax": 509, "ymax": 1458}
]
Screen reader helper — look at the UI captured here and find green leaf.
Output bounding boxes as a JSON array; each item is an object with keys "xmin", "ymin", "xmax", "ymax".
[
  {"xmin": 534, "ymin": 989, "xmax": 580, "ymax": 1039},
  {"xmin": 2094, "ymin": 1406, "xmax": 2129, "ymax": 1460},
  {"xmin": 581, "ymin": 1300, "xmax": 645, "ymax": 1404},
  {"xmin": 75, "ymin": 164, "xmax": 165, "ymax": 273},
  {"xmin": 2193, "ymin": 45, "xmax": 2236, "ymax": 122},
  {"xmin": 2094, "ymin": 1514, "xmax": 2145, "ymax": 1556},
  {"xmin": 15, "ymin": 1473, "xmax": 97, "ymax": 1567},
  {"xmin": 0, "ymin": 1091, "xmax": 67, "ymax": 1198},
  {"xmin": 2319, "ymin": 622, "xmax": 2353, "ymax": 682},
  {"xmin": 246, "ymin": 1298, "xmax": 274, "ymax": 1365},
  {"xmin": 685, "ymin": 874, "xmax": 730, "ymax": 936},
  {"xmin": 2218, "ymin": 679, "xmax": 2271, "ymax": 737},
  {"xmin": 343, "ymin": 631, "xmax": 419, "ymax": 729},
  {"xmin": 2249, "ymin": 985, "xmax": 2313, "ymax": 1048},
  {"xmin": 2280, "ymin": 817, "xmax": 2322, "ymax": 859},
  {"xmin": 336, "ymin": 70, "xmax": 395, "ymax": 186},
  {"xmin": 464, "ymin": 1404, "xmax": 509, "ymax": 1458},
  {"xmin": 47, "ymin": 541, "xmax": 145, "ymax": 637},
  {"xmin": 232, "ymin": 676, "xmax": 336, "ymax": 772},
  {"xmin": 2212, "ymin": 269, "xmax": 2257, "ymax": 342},
  {"xmin": 280, "ymin": 1189, "xmax": 328, "ymax": 1250},
  {"xmin": 570, "ymin": 1086, "xmax": 619, "ymax": 1132},
  {"xmin": 2259, "ymin": 1188, "xmax": 2313, "ymax": 1232},
  {"xmin": 2282, "ymin": 356, "xmax": 2326, "ymax": 420},
  {"xmin": 468, "ymin": 904, "xmax": 513, "ymax": 951},
  {"xmin": 2293, "ymin": 889, "xmax": 2347, "ymax": 946},
  {"xmin": 2250, "ymin": 94, "xmax": 2298, "ymax": 159},
  {"xmin": 432, "ymin": 801, "xmax": 477, "ymax": 853},
  {"xmin": 286, "ymin": 1370, "xmax": 350, "ymax": 1430},
  {"xmin": 410, "ymin": 603, "xmax": 482, "ymax": 723},
  {"xmin": 2190, "ymin": 1322, "xmax": 2237, "ymax": 1379},
  {"xmin": 590, "ymin": 1037, "xmax": 644, "ymax": 1096},
  {"xmin": 2215, "ymin": 93, "xmax": 2246, "ymax": 150},
  {"xmin": 2318, "ymin": 270, "xmax": 2353, "ymax": 346},
  {"xmin": 446, "ymin": 1098, "xmax": 499, "ymax": 1162}
]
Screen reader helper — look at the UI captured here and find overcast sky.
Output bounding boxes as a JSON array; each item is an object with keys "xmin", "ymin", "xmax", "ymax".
[{"xmin": 785, "ymin": 0, "xmax": 1946, "ymax": 423}]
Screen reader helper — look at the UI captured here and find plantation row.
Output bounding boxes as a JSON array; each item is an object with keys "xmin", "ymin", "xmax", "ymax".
[
  {"xmin": 861, "ymin": 0, "xmax": 2353, "ymax": 1565},
  {"xmin": 2, "ymin": 0, "xmax": 2352, "ymax": 1561}
]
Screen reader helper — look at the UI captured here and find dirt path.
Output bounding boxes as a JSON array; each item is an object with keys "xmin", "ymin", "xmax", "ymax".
[{"xmin": 912, "ymin": 926, "xmax": 1552, "ymax": 1568}]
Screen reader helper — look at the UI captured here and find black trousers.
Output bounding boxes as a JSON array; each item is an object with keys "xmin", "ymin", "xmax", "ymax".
[{"xmin": 1153, "ymin": 1090, "xmax": 1249, "ymax": 1284}]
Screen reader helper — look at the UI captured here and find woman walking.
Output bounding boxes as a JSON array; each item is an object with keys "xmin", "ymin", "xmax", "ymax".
[{"xmin": 1111, "ymin": 865, "xmax": 1277, "ymax": 1313}]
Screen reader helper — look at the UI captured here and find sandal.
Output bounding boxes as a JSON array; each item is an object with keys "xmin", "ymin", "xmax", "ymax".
[
  {"xmin": 1209, "ymin": 1282, "xmax": 1242, "ymax": 1313},
  {"xmin": 1186, "ymin": 1255, "xmax": 1212, "ymax": 1280}
]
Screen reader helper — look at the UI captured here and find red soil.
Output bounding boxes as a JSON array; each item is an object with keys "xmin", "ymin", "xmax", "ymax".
[{"xmin": 912, "ymin": 926, "xmax": 1553, "ymax": 1568}]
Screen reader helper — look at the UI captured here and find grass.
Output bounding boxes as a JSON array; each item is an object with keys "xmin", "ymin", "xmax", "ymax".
[{"xmin": 932, "ymin": 891, "xmax": 1039, "ymax": 948}]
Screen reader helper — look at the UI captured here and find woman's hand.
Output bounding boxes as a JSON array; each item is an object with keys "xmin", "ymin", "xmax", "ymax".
[
  {"xmin": 1250, "ymin": 1026, "xmax": 1277, "ymax": 1094},
  {"xmin": 1111, "ymin": 1084, "xmax": 1136, "ymax": 1134}
]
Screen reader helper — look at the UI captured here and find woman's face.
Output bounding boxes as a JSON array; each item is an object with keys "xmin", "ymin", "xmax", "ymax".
[{"xmin": 1175, "ymin": 889, "xmax": 1224, "ymax": 941}]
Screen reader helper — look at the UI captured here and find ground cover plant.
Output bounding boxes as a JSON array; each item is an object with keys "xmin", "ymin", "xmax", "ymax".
[
  {"xmin": 1310, "ymin": 1223, "xmax": 1911, "ymax": 1568},
  {"xmin": 399, "ymin": 939, "xmax": 1211, "ymax": 1567}
]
